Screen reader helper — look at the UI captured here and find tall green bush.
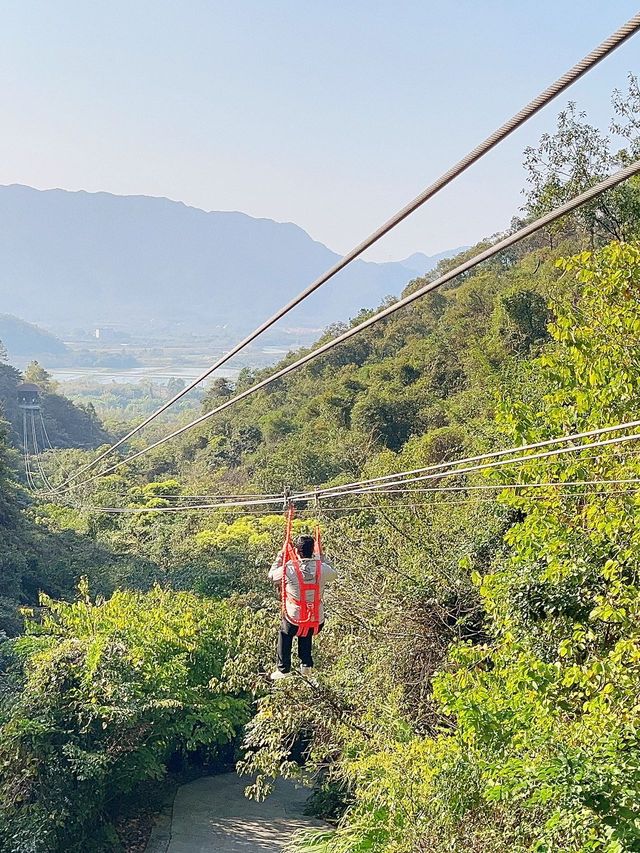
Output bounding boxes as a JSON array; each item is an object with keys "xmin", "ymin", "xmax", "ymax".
[{"xmin": 0, "ymin": 583, "xmax": 249, "ymax": 852}]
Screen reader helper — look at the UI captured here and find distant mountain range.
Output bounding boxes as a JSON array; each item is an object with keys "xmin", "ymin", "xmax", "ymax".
[
  {"xmin": 0, "ymin": 184, "xmax": 463, "ymax": 337},
  {"xmin": 398, "ymin": 250, "xmax": 469, "ymax": 277}
]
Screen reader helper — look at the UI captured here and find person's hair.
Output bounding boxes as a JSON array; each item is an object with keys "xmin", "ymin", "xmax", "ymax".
[{"xmin": 295, "ymin": 534, "xmax": 315, "ymax": 559}]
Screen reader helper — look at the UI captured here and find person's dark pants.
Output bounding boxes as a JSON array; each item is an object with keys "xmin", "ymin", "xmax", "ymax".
[{"xmin": 277, "ymin": 618, "xmax": 324, "ymax": 673}]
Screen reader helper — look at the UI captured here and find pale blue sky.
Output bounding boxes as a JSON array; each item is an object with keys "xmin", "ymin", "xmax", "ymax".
[{"xmin": 1, "ymin": 1, "xmax": 639, "ymax": 260}]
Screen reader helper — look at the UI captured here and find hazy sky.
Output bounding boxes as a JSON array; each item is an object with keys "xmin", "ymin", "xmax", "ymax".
[{"xmin": 1, "ymin": 1, "xmax": 639, "ymax": 261}]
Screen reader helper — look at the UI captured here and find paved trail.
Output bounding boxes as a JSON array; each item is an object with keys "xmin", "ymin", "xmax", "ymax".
[{"xmin": 147, "ymin": 773, "xmax": 327, "ymax": 853}]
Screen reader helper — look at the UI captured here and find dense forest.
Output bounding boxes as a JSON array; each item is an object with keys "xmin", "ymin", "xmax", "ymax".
[{"xmin": 1, "ymin": 79, "xmax": 640, "ymax": 852}]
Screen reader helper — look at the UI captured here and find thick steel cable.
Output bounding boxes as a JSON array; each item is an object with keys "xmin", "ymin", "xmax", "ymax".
[
  {"xmin": 152, "ymin": 451, "xmax": 640, "ymax": 501},
  {"xmin": 38, "ymin": 409, "xmax": 55, "ymax": 452},
  {"xmin": 154, "ymin": 491, "xmax": 284, "ymax": 500},
  {"xmin": 22, "ymin": 409, "xmax": 29, "ymax": 488},
  {"xmin": 25, "ymin": 412, "xmax": 48, "ymax": 494},
  {"xmin": 65, "ymin": 161, "xmax": 640, "ymax": 489},
  {"xmin": 78, "ymin": 494, "xmax": 285, "ymax": 513},
  {"xmin": 184, "ymin": 489, "xmax": 640, "ymax": 516},
  {"xmin": 323, "ymin": 489, "xmax": 640, "ymax": 511},
  {"xmin": 75, "ymin": 477, "xmax": 640, "ymax": 512},
  {"xmin": 38, "ymin": 410, "xmax": 69, "ymax": 475},
  {"xmin": 56, "ymin": 12, "xmax": 640, "ymax": 491},
  {"xmin": 55, "ymin": 478, "xmax": 640, "ymax": 514},
  {"xmin": 203, "ymin": 488, "xmax": 640, "ymax": 512},
  {"xmin": 351, "ymin": 488, "xmax": 640, "ymax": 511},
  {"xmin": 148, "ymin": 444, "xmax": 640, "ymax": 502},
  {"xmin": 64, "ymin": 431, "xmax": 640, "ymax": 514},
  {"xmin": 63, "ymin": 427, "xmax": 640, "ymax": 512},
  {"xmin": 30, "ymin": 410, "xmax": 60, "ymax": 496},
  {"xmin": 57, "ymin": 475, "xmax": 640, "ymax": 515}
]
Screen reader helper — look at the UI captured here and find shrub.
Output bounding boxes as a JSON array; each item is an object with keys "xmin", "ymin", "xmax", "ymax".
[{"xmin": 0, "ymin": 582, "xmax": 250, "ymax": 852}]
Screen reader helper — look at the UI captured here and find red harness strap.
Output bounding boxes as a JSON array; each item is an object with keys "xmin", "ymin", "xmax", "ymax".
[{"xmin": 280, "ymin": 506, "xmax": 322, "ymax": 638}]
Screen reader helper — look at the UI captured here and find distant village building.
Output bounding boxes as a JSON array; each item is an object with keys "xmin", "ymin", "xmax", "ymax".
[{"xmin": 94, "ymin": 327, "xmax": 131, "ymax": 343}]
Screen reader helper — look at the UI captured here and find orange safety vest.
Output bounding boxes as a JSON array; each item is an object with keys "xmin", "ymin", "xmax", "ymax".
[{"xmin": 280, "ymin": 505, "xmax": 323, "ymax": 637}]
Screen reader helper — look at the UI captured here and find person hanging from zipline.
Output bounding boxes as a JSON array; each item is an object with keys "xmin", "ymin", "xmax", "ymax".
[{"xmin": 268, "ymin": 506, "xmax": 336, "ymax": 680}]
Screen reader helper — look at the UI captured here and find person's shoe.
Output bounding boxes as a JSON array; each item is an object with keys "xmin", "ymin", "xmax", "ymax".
[
  {"xmin": 270, "ymin": 670, "xmax": 291, "ymax": 681},
  {"xmin": 300, "ymin": 665, "xmax": 313, "ymax": 677}
]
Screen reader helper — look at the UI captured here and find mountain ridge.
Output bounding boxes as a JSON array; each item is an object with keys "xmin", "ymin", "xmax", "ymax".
[
  {"xmin": 0, "ymin": 314, "xmax": 68, "ymax": 359},
  {"xmin": 399, "ymin": 248, "xmax": 469, "ymax": 276},
  {"xmin": 0, "ymin": 184, "xmax": 461, "ymax": 336}
]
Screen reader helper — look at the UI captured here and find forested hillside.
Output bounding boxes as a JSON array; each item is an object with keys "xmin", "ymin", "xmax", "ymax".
[
  {"xmin": 0, "ymin": 356, "xmax": 109, "ymax": 449},
  {"xmin": 0, "ymin": 357, "xmax": 142, "ymax": 638},
  {"xmin": 1, "ymin": 80, "xmax": 640, "ymax": 852}
]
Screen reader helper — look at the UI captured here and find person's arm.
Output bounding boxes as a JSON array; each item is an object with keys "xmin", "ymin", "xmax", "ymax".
[
  {"xmin": 321, "ymin": 558, "xmax": 337, "ymax": 584},
  {"xmin": 268, "ymin": 552, "xmax": 284, "ymax": 582}
]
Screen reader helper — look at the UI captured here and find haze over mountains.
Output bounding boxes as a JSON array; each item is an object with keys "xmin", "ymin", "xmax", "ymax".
[{"xmin": 0, "ymin": 185, "xmax": 462, "ymax": 339}]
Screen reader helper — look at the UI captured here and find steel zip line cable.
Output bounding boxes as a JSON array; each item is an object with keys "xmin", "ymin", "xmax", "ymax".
[
  {"xmin": 293, "ymin": 419, "xmax": 640, "ymax": 499},
  {"xmin": 29, "ymin": 411, "xmax": 57, "ymax": 496},
  {"xmin": 64, "ymin": 160, "xmax": 640, "ymax": 490},
  {"xmin": 298, "ymin": 478, "xmax": 640, "ymax": 499},
  {"xmin": 319, "ymin": 489, "xmax": 640, "ymax": 512},
  {"xmin": 73, "ymin": 478, "xmax": 640, "ymax": 516},
  {"xmin": 23, "ymin": 410, "xmax": 68, "ymax": 497},
  {"xmin": 56, "ymin": 12, "xmax": 640, "ymax": 492},
  {"xmin": 149, "ymin": 437, "xmax": 640, "ymax": 502},
  {"xmin": 22, "ymin": 410, "xmax": 37, "ymax": 492},
  {"xmin": 61, "ymin": 421, "xmax": 640, "ymax": 512},
  {"xmin": 38, "ymin": 410, "xmax": 68, "ymax": 479},
  {"xmin": 72, "ymin": 481, "xmax": 640, "ymax": 515},
  {"xmin": 313, "ymin": 430, "xmax": 640, "ymax": 500},
  {"xmin": 66, "ymin": 469, "xmax": 640, "ymax": 513},
  {"xmin": 56, "ymin": 477, "xmax": 640, "ymax": 514},
  {"xmin": 67, "ymin": 429, "xmax": 640, "ymax": 513},
  {"xmin": 24, "ymin": 411, "xmax": 48, "ymax": 494},
  {"xmin": 148, "ymin": 446, "xmax": 640, "ymax": 501},
  {"xmin": 39, "ymin": 410, "xmax": 54, "ymax": 452},
  {"xmin": 71, "ymin": 496, "xmax": 288, "ymax": 514},
  {"xmin": 29, "ymin": 410, "xmax": 54, "ymax": 494}
]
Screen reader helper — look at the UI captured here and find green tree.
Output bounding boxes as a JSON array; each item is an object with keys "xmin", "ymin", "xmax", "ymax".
[
  {"xmin": 523, "ymin": 88, "xmax": 640, "ymax": 247},
  {"xmin": 23, "ymin": 361, "xmax": 55, "ymax": 392}
]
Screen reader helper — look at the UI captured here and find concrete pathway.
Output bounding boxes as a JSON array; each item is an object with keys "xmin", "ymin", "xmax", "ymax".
[{"xmin": 146, "ymin": 773, "xmax": 327, "ymax": 853}]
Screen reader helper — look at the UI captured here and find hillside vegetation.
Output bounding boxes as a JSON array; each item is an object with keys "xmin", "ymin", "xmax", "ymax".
[{"xmin": 0, "ymin": 80, "xmax": 640, "ymax": 852}]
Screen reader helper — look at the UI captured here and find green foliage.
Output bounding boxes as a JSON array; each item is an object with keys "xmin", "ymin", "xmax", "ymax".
[
  {"xmin": 235, "ymin": 242, "xmax": 640, "ymax": 853},
  {"xmin": 0, "ymin": 583, "xmax": 250, "ymax": 852},
  {"xmin": 523, "ymin": 82, "xmax": 640, "ymax": 245},
  {"xmin": 23, "ymin": 361, "xmax": 55, "ymax": 392}
]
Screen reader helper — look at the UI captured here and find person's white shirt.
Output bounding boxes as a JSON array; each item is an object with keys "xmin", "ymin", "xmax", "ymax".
[{"xmin": 269, "ymin": 553, "xmax": 336, "ymax": 624}]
